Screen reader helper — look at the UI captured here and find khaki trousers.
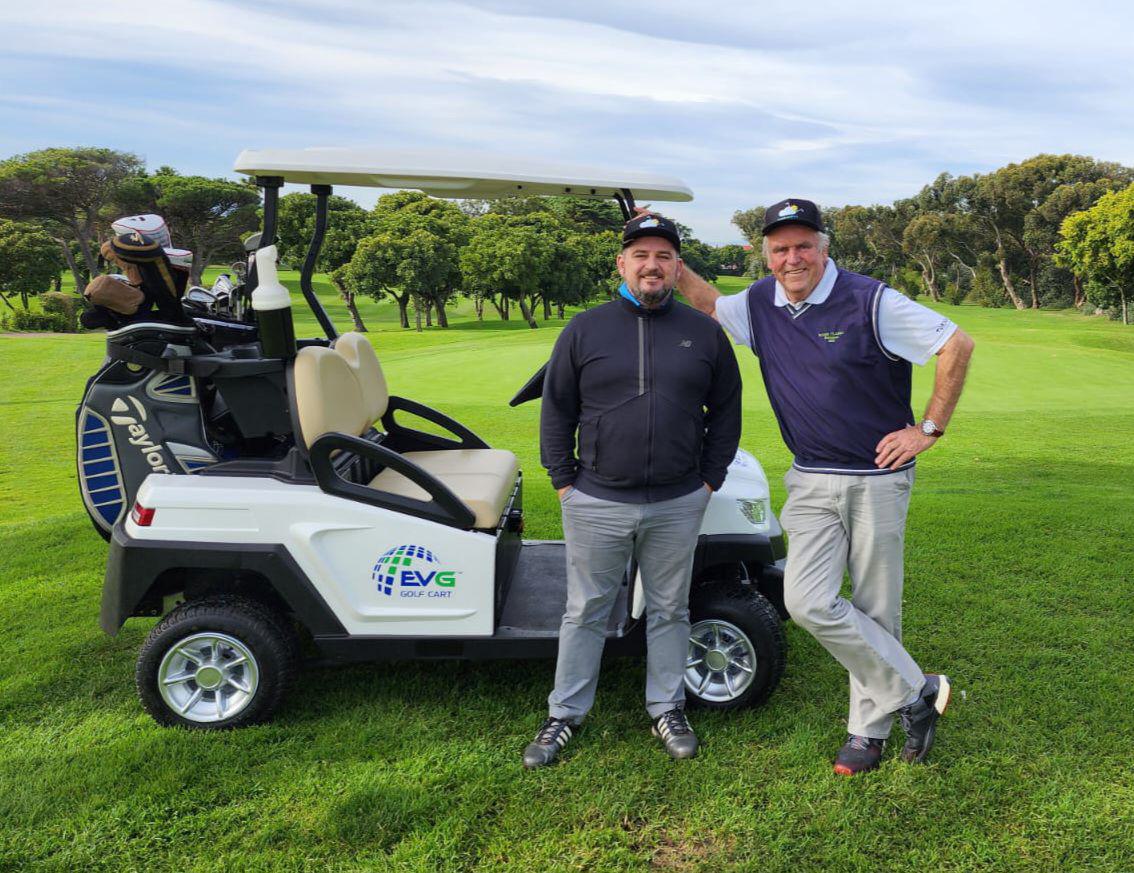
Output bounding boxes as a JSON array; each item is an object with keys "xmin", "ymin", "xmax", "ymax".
[{"xmin": 780, "ymin": 467, "xmax": 925, "ymax": 739}]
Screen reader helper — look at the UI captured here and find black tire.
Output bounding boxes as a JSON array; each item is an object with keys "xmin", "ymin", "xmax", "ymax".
[
  {"xmin": 685, "ymin": 582, "xmax": 787, "ymax": 711},
  {"xmin": 136, "ymin": 595, "xmax": 299, "ymax": 729}
]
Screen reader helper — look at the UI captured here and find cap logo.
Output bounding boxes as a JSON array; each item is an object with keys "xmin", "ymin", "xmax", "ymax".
[
  {"xmin": 639, "ymin": 218, "xmax": 659, "ymax": 228},
  {"xmin": 778, "ymin": 203, "xmax": 801, "ymax": 218}
]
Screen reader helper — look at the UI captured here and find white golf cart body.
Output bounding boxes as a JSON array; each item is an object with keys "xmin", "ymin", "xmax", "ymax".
[{"xmin": 97, "ymin": 149, "xmax": 786, "ymax": 727}]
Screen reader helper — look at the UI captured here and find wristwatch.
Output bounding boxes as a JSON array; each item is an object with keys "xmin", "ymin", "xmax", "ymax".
[{"xmin": 920, "ymin": 419, "xmax": 945, "ymax": 438}]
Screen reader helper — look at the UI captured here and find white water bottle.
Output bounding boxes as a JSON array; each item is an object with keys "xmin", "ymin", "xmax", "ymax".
[{"xmin": 252, "ymin": 245, "xmax": 296, "ymax": 358}]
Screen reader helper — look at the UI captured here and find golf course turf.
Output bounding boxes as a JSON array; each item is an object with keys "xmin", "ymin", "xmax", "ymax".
[{"xmin": 1, "ymin": 273, "xmax": 1132, "ymax": 871}]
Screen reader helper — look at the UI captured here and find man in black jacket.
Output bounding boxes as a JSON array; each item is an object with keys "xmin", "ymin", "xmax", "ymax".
[{"xmin": 523, "ymin": 213, "xmax": 742, "ymax": 768}]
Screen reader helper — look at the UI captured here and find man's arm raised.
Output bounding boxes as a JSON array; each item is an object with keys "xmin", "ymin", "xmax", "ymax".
[{"xmin": 676, "ymin": 267, "xmax": 722, "ymax": 320}]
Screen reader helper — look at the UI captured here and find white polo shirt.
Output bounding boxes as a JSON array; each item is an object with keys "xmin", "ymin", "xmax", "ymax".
[{"xmin": 714, "ymin": 258, "xmax": 957, "ymax": 365}]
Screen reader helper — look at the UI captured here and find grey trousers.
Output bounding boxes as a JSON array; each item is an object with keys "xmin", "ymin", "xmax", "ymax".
[
  {"xmin": 548, "ymin": 486, "xmax": 712, "ymax": 722},
  {"xmin": 780, "ymin": 467, "xmax": 926, "ymax": 739}
]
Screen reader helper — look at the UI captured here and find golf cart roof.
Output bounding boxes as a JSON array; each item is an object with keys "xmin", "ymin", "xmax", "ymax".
[{"xmin": 233, "ymin": 148, "xmax": 693, "ymax": 202}]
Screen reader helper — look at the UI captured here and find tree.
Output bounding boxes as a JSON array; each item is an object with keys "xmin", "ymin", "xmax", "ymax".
[
  {"xmin": 150, "ymin": 174, "xmax": 261, "ymax": 285},
  {"xmin": 1025, "ymin": 178, "xmax": 1130, "ymax": 307},
  {"xmin": 277, "ymin": 192, "xmax": 373, "ymax": 330},
  {"xmin": 275, "ymin": 192, "xmax": 372, "ymax": 270},
  {"xmin": 1056, "ymin": 184, "xmax": 1134, "ymax": 324},
  {"xmin": 545, "ymin": 197, "xmax": 623, "ymax": 234},
  {"xmin": 344, "ymin": 196, "xmax": 466, "ymax": 332},
  {"xmin": 0, "ymin": 219, "xmax": 63, "ymax": 310},
  {"xmin": 715, "ymin": 244, "xmax": 748, "ymax": 276},
  {"xmin": 0, "ymin": 147, "xmax": 143, "ymax": 293},
  {"xmin": 461, "ymin": 213, "xmax": 553, "ymax": 328},
  {"xmin": 371, "ymin": 192, "xmax": 469, "ymax": 327},
  {"xmin": 678, "ymin": 236, "xmax": 720, "ymax": 282},
  {"xmin": 539, "ymin": 229, "xmax": 621, "ymax": 319},
  {"xmin": 731, "ymin": 207, "xmax": 763, "ymax": 247},
  {"xmin": 957, "ymin": 155, "xmax": 1133, "ymax": 310}
]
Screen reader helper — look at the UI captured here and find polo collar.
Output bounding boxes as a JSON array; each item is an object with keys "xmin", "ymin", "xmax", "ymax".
[{"xmin": 773, "ymin": 258, "xmax": 837, "ymax": 309}]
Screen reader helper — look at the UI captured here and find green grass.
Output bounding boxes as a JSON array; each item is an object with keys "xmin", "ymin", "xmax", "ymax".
[{"xmin": 2, "ymin": 273, "xmax": 1134, "ymax": 871}]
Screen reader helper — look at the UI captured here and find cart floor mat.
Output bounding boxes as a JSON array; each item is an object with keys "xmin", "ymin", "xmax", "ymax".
[{"xmin": 497, "ymin": 541, "xmax": 628, "ymax": 637}]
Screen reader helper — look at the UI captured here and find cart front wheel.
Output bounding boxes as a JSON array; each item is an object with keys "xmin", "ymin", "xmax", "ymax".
[{"xmin": 685, "ymin": 583, "xmax": 786, "ymax": 710}]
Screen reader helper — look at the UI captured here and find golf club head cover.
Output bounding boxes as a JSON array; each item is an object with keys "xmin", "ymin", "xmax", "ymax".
[
  {"xmin": 107, "ymin": 231, "xmax": 192, "ymax": 325},
  {"xmin": 84, "ymin": 274, "xmax": 145, "ymax": 315}
]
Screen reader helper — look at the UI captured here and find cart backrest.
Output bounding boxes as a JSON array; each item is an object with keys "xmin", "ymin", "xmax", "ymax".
[
  {"xmin": 333, "ymin": 332, "xmax": 388, "ymax": 423},
  {"xmin": 292, "ymin": 347, "xmax": 372, "ymax": 449}
]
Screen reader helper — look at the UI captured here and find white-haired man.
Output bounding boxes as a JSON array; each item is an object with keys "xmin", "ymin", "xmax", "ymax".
[{"xmin": 677, "ymin": 198, "xmax": 975, "ymax": 775}]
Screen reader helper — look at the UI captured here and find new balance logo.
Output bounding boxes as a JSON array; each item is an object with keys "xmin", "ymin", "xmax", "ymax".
[{"xmin": 678, "ymin": 339, "xmax": 693, "ymax": 348}]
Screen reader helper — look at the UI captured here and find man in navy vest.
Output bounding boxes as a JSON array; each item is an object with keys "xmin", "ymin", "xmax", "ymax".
[{"xmin": 677, "ymin": 198, "xmax": 975, "ymax": 775}]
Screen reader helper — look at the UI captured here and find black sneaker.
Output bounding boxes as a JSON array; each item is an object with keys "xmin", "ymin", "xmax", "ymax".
[
  {"xmin": 651, "ymin": 708, "xmax": 699, "ymax": 759},
  {"xmin": 898, "ymin": 673, "xmax": 952, "ymax": 764},
  {"xmin": 833, "ymin": 734, "xmax": 886, "ymax": 775},
  {"xmin": 522, "ymin": 717, "xmax": 578, "ymax": 769}
]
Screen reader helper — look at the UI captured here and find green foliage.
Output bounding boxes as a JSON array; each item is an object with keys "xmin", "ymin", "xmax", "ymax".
[
  {"xmin": 148, "ymin": 173, "xmax": 260, "ymax": 284},
  {"xmin": 460, "ymin": 212, "xmax": 553, "ymax": 327},
  {"xmin": 735, "ymin": 153, "xmax": 1134, "ymax": 313},
  {"xmin": 715, "ymin": 244, "xmax": 748, "ymax": 276},
  {"xmin": 969, "ymin": 264, "xmax": 1007, "ymax": 308},
  {"xmin": 0, "ymin": 147, "xmax": 143, "ymax": 292},
  {"xmin": 275, "ymin": 192, "xmax": 372, "ymax": 271},
  {"xmin": 678, "ymin": 236, "xmax": 720, "ymax": 282},
  {"xmin": 39, "ymin": 291, "xmax": 79, "ymax": 330},
  {"xmin": 1056, "ymin": 182, "xmax": 1134, "ymax": 323},
  {"xmin": 0, "ymin": 218, "xmax": 62, "ymax": 307},
  {"xmin": 2, "ymin": 308, "xmax": 71, "ymax": 332},
  {"xmin": 942, "ymin": 281, "xmax": 967, "ymax": 306}
]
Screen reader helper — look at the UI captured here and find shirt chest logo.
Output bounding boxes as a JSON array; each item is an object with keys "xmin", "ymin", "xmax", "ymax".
[{"xmin": 818, "ymin": 330, "xmax": 845, "ymax": 344}]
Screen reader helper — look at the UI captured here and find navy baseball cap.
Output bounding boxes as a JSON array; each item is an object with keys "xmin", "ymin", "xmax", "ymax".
[
  {"xmin": 762, "ymin": 198, "xmax": 824, "ymax": 235},
  {"xmin": 622, "ymin": 213, "xmax": 682, "ymax": 252}
]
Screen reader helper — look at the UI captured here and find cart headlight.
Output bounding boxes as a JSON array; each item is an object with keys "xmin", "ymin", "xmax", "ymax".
[{"xmin": 737, "ymin": 498, "xmax": 767, "ymax": 528}]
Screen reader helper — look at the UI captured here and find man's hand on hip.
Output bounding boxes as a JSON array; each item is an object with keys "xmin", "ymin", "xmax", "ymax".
[
  {"xmin": 557, "ymin": 485, "xmax": 573, "ymax": 498},
  {"xmin": 875, "ymin": 425, "xmax": 938, "ymax": 470}
]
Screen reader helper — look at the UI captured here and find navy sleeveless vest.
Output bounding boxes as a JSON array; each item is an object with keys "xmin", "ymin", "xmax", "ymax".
[{"xmin": 745, "ymin": 268, "xmax": 914, "ymax": 474}]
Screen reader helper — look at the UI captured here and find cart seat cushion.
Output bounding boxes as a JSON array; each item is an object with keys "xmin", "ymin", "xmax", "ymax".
[
  {"xmin": 334, "ymin": 332, "xmax": 388, "ymax": 423},
  {"xmin": 368, "ymin": 449, "xmax": 519, "ymax": 529},
  {"xmin": 293, "ymin": 346, "xmax": 372, "ymax": 447}
]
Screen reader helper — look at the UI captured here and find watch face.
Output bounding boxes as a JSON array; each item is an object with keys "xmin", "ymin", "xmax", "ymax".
[{"xmin": 921, "ymin": 420, "xmax": 936, "ymax": 436}]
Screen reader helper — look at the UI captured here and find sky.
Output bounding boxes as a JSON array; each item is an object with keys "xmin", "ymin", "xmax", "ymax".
[{"xmin": 2, "ymin": 0, "xmax": 1133, "ymax": 244}]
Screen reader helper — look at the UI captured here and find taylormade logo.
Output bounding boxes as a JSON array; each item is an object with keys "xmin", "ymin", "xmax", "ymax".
[{"xmin": 109, "ymin": 395, "xmax": 171, "ymax": 474}]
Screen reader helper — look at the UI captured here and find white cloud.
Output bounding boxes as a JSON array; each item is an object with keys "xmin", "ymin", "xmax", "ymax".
[{"xmin": 1, "ymin": 0, "xmax": 1133, "ymax": 242}]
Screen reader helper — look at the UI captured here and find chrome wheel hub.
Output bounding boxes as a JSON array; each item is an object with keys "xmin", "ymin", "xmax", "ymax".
[
  {"xmin": 157, "ymin": 632, "xmax": 260, "ymax": 723},
  {"xmin": 685, "ymin": 619, "xmax": 757, "ymax": 702}
]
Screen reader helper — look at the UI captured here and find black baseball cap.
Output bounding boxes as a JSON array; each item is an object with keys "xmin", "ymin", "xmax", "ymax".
[
  {"xmin": 622, "ymin": 213, "xmax": 682, "ymax": 252},
  {"xmin": 762, "ymin": 198, "xmax": 824, "ymax": 235}
]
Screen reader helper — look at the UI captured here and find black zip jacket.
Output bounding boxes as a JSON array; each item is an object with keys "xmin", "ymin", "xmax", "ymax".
[{"xmin": 540, "ymin": 294, "xmax": 742, "ymax": 503}]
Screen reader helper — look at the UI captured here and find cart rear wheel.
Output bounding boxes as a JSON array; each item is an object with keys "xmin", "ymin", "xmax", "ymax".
[
  {"xmin": 136, "ymin": 596, "xmax": 298, "ymax": 729},
  {"xmin": 685, "ymin": 583, "xmax": 786, "ymax": 710}
]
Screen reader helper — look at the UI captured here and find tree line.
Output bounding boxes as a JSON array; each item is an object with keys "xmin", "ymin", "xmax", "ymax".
[
  {"xmin": 733, "ymin": 153, "xmax": 1134, "ymax": 323},
  {"xmin": 0, "ymin": 147, "xmax": 739, "ymax": 331},
  {"xmin": 2, "ymin": 147, "xmax": 1132, "ymax": 328}
]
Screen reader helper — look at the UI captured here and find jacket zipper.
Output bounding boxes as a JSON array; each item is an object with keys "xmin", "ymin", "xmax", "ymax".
[
  {"xmin": 642, "ymin": 316, "xmax": 652, "ymax": 486},
  {"xmin": 638, "ymin": 318, "xmax": 645, "ymax": 396}
]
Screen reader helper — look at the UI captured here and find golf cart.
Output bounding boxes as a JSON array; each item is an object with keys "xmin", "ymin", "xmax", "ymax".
[{"xmin": 84, "ymin": 148, "xmax": 787, "ymax": 728}]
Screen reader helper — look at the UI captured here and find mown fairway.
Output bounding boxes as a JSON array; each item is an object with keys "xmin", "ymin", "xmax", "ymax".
[{"xmin": 1, "ymin": 274, "xmax": 1133, "ymax": 871}]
